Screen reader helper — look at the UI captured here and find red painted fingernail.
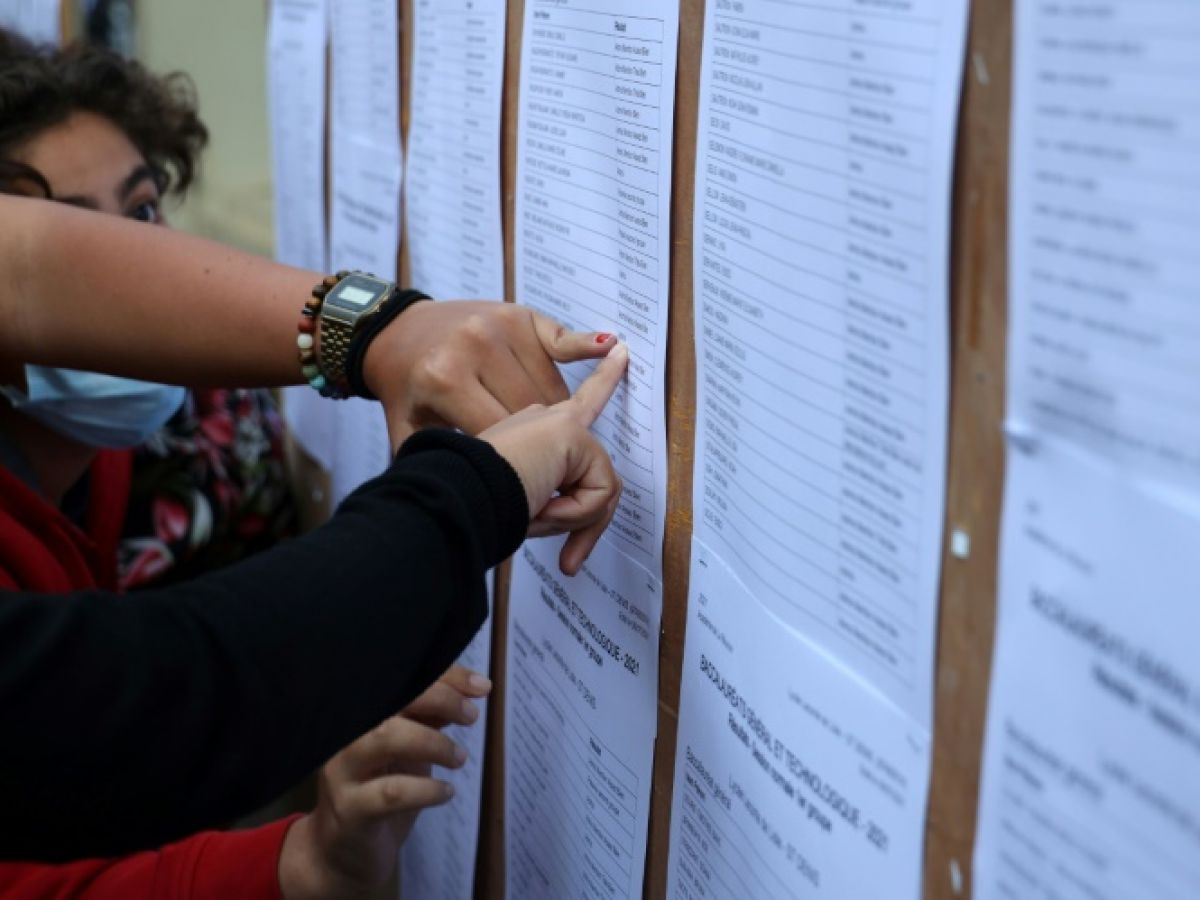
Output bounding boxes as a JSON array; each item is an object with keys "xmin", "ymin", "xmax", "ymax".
[{"xmin": 595, "ymin": 332, "xmax": 614, "ymax": 344}]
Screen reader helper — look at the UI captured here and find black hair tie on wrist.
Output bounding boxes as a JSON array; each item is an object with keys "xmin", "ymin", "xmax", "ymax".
[{"xmin": 346, "ymin": 288, "xmax": 432, "ymax": 400}]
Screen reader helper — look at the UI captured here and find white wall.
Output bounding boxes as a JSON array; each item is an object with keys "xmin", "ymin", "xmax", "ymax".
[{"xmin": 136, "ymin": 0, "xmax": 274, "ymax": 255}]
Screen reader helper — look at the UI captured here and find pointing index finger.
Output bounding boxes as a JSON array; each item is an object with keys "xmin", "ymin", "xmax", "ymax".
[{"xmin": 569, "ymin": 343, "xmax": 628, "ymax": 426}]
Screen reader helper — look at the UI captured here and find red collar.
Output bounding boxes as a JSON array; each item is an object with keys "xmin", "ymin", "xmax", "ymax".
[{"xmin": 0, "ymin": 451, "xmax": 131, "ymax": 592}]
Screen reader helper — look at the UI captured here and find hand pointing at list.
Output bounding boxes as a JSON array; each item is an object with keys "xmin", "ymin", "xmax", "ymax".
[{"xmin": 480, "ymin": 342, "xmax": 629, "ymax": 576}]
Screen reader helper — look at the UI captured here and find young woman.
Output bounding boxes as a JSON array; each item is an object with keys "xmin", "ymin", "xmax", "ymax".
[
  {"xmin": 0, "ymin": 26, "xmax": 295, "ymax": 590},
  {"xmin": 0, "ymin": 29, "xmax": 629, "ymax": 870},
  {"xmin": 0, "ymin": 32, "xmax": 499, "ymax": 896}
]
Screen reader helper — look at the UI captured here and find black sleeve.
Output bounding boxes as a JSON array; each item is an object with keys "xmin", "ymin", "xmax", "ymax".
[{"xmin": 0, "ymin": 429, "xmax": 527, "ymax": 862}]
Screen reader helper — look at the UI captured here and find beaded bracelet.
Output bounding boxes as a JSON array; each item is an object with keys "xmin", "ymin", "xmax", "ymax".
[{"xmin": 298, "ymin": 272, "xmax": 349, "ymax": 399}]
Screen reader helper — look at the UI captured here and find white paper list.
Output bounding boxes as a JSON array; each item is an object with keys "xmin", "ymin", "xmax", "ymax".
[
  {"xmin": 329, "ymin": 0, "xmax": 403, "ymax": 277},
  {"xmin": 974, "ymin": 449, "xmax": 1200, "ymax": 900},
  {"xmin": 688, "ymin": 0, "xmax": 966, "ymax": 731},
  {"xmin": 505, "ymin": 3, "xmax": 679, "ymax": 895},
  {"xmin": 1005, "ymin": 0, "xmax": 1200, "ymax": 501},
  {"xmin": 504, "ymin": 1, "xmax": 681, "ymax": 897},
  {"xmin": 401, "ymin": 582, "xmax": 494, "ymax": 900},
  {"xmin": 315, "ymin": 0, "xmax": 404, "ymax": 505},
  {"xmin": 399, "ymin": 8, "xmax": 506, "ymax": 895},
  {"xmin": 668, "ymin": 541, "xmax": 930, "ymax": 900},
  {"xmin": 505, "ymin": 538, "xmax": 661, "ymax": 900},
  {"xmin": 267, "ymin": 0, "xmax": 328, "ymax": 273},
  {"xmin": 666, "ymin": 1, "xmax": 968, "ymax": 895},
  {"xmin": 513, "ymin": 0, "xmax": 679, "ymax": 574},
  {"xmin": 267, "ymin": 0, "xmax": 336, "ymax": 470},
  {"xmin": 975, "ymin": 4, "xmax": 1200, "ymax": 898},
  {"xmin": 406, "ymin": 0, "xmax": 506, "ymax": 301}
]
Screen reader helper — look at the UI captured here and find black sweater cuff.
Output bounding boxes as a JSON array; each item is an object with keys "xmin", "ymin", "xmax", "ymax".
[{"xmin": 397, "ymin": 429, "xmax": 529, "ymax": 565}]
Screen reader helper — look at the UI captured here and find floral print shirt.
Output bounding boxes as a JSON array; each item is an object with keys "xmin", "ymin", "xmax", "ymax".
[{"xmin": 118, "ymin": 388, "xmax": 297, "ymax": 590}]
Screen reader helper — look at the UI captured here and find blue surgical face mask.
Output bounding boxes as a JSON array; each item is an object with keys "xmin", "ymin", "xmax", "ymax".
[{"xmin": 0, "ymin": 366, "xmax": 185, "ymax": 449}]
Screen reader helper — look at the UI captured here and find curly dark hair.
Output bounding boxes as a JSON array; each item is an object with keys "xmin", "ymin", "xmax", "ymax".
[{"xmin": 0, "ymin": 28, "xmax": 208, "ymax": 199}]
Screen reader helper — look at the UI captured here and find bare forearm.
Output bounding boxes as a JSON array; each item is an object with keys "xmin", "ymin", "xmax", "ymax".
[{"xmin": 1, "ymin": 195, "xmax": 317, "ymax": 387}]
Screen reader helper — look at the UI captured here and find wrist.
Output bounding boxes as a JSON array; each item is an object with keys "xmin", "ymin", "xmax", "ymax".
[
  {"xmin": 277, "ymin": 815, "xmax": 359, "ymax": 900},
  {"xmin": 351, "ymin": 289, "xmax": 431, "ymax": 400},
  {"xmin": 398, "ymin": 429, "xmax": 531, "ymax": 564}
]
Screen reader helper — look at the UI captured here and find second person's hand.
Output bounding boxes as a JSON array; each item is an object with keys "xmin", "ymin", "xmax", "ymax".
[
  {"xmin": 277, "ymin": 666, "xmax": 490, "ymax": 900},
  {"xmin": 479, "ymin": 342, "xmax": 629, "ymax": 576}
]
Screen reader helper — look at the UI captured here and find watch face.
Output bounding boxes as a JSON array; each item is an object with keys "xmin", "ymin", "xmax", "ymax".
[{"xmin": 327, "ymin": 275, "xmax": 389, "ymax": 313}]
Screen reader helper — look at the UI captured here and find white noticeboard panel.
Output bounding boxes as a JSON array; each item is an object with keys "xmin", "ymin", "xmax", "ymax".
[
  {"xmin": 974, "ymin": 3, "xmax": 1200, "ymax": 897},
  {"xmin": 267, "ymin": 0, "xmax": 338, "ymax": 475},
  {"xmin": 667, "ymin": 0, "xmax": 970, "ymax": 894},
  {"xmin": 399, "ymin": 1, "xmax": 507, "ymax": 897},
  {"xmin": 505, "ymin": 0, "xmax": 681, "ymax": 895}
]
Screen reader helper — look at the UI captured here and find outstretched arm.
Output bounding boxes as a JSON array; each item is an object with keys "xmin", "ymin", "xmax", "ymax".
[
  {"xmin": 0, "ymin": 195, "xmax": 616, "ymax": 439},
  {"xmin": 0, "ymin": 430, "xmax": 520, "ymax": 861},
  {"xmin": 0, "ymin": 348, "xmax": 627, "ymax": 860},
  {"xmin": 1, "ymin": 194, "xmax": 311, "ymax": 388}
]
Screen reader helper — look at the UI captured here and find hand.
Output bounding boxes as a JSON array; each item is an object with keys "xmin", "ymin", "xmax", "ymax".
[
  {"xmin": 362, "ymin": 300, "xmax": 617, "ymax": 446},
  {"xmin": 479, "ymin": 342, "xmax": 628, "ymax": 575},
  {"xmin": 401, "ymin": 663, "xmax": 492, "ymax": 729},
  {"xmin": 277, "ymin": 667, "xmax": 492, "ymax": 900}
]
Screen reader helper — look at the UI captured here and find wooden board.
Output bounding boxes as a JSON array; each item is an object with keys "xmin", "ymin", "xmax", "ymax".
[
  {"xmin": 643, "ymin": 0, "xmax": 703, "ymax": 895},
  {"xmin": 398, "ymin": 0, "xmax": 412, "ymax": 289},
  {"xmin": 474, "ymin": 0, "xmax": 525, "ymax": 895},
  {"xmin": 923, "ymin": 3, "xmax": 1012, "ymax": 897}
]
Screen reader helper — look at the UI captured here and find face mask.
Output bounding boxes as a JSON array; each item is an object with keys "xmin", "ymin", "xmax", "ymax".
[{"xmin": 0, "ymin": 365, "xmax": 185, "ymax": 449}]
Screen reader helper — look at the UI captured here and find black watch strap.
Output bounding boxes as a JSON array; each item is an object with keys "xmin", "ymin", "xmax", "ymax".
[{"xmin": 346, "ymin": 288, "xmax": 432, "ymax": 400}]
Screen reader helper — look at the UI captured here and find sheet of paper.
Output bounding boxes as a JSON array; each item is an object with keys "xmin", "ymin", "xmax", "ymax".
[
  {"xmin": 505, "ymin": 537, "xmax": 661, "ymax": 899},
  {"xmin": 268, "ymin": 0, "xmax": 334, "ymax": 468},
  {"xmin": 328, "ymin": 0, "xmax": 403, "ymax": 276},
  {"xmin": 405, "ymin": 0, "xmax": 507, "ymax": 300},
  {"xmin": 329, "ymin": 143, "xmax": 404, "ymax": 277},
  {"xmin": 687, "ymin": 0, "xmax": 967, "ymax": 735},
  {"xmin": 1004, "ymin": 0, "xmax": 1200, "ymax": 505},
  {"xmin": 513, "ymin": 0, "xmax": 679, "ymax": 575},
  {"xmin": 398, "ymin": 8, "xmax": 507, "ymax": 895},
  {"xmin": 0, "ymin": 0, "xmax": 60, "ymax": 45},
  {"xmin": 305, "ymin": 0, "xmax": 404, "ymax": 504},
  {"xmin": 974, "ymin": 449, "xmax": 1200, "ymax": 899},
  {"xmin": 320, "ymin": 398, "xmax": 390, "ymax": 505},
  {"xmin": 667, "ymin": 2, "xmax": 968, "ymax": 894},
  {"xmin": 668, "ymin": 541, "xmax": 930, "ymax": 899},
  {"xmin": 401, "ymin": 578, "xmax": 494, "ymax": 900},
  {"xmin": 504, "ymin": 3, "xmax": 680, "ymax": 895},
  {"xmin": 975, "ymin": 5, "xmax": 1200, "ymax": 898},
  {"xmin": 267, "ymin": 0, "xmax": 328, "ymax": 273},
  {"xmin": 282, "ymin": 388, "xmax": 337, "ymax": 472}
]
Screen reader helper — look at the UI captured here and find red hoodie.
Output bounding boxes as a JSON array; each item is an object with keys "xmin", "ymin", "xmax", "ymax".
[{"xmin": 0, "ymin": 454, "xmax": 296, "ymax": 898}]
